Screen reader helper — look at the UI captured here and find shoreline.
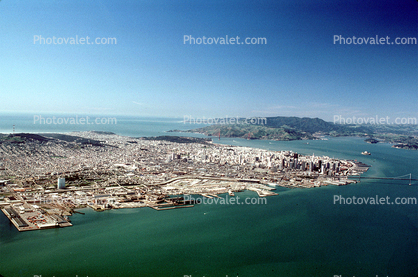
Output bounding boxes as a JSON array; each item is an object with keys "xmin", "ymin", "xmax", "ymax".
[{"xmin": 0, "ymin": 131, "xmax": 370, "ymax": 231}]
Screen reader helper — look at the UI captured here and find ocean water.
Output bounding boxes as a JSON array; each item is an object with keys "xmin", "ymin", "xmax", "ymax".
[
  {"xmin": 0, "ymin": 115, "xmax": 417, "ymax": 277},
  {"xmin": 0, "ymin": 112, "xmax": 208, "ymax": 138}
]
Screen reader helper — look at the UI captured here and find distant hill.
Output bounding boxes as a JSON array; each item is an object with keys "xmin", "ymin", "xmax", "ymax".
[
  {"xmin": 39, "ymin": 133, "xmax": 105, "ymax": 146},
  {"xmin": 1, "ymin": 133, "xmax": 52, "ymax": 143},
  {"xmin": 259, "ymin": 116, "xmax": 373, "ymax": 135},
  {"xmin": 262, "ymin": 116, "xmax": 336, "ymax": 132},
  {"xmin": 176, "ymin": 116, "xmax": 374, "ymax": 141},
  {"xmin": 176, "ymin": 124, "xmax": 315, "ymax": 140},
  {"xmin": 0, "ymin": 133, "xmax": 106, "ymax": 147}
]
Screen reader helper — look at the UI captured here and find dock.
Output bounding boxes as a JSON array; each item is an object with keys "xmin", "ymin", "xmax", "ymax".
[{"xmin": 1, "ymin": 206, "xmax": 72, "ymax": 232}]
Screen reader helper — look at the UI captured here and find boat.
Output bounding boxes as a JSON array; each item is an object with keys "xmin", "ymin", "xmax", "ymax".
[{"xmin": 361, "ymin": 151, "xmax": 371, "ymax": 155}]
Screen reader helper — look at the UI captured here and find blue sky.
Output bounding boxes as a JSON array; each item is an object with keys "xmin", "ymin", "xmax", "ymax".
[{"xmin": 0, "ymin": 0, "xmax": 417, "ymax": 121}]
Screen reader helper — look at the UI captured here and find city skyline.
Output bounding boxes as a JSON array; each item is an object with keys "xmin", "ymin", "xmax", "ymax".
[{"xmin": 0, "ymin": 0, "xmax": 417, "ymax": 122}]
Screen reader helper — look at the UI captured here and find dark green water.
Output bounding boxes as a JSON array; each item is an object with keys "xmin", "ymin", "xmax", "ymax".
[{"xmin": 1, "ymin": 131, "xmax": 417, "ymax": 276}]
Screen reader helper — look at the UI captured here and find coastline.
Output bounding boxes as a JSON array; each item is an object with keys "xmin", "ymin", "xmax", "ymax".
[{"xmin": 0, "ymin": 131, "xmax": 369, "ymax": 231}]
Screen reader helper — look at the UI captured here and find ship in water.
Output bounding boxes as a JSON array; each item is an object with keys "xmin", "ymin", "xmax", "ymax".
[{"xmin": 361, "ymin": 151, "xmax": 371, "ymax": 155}]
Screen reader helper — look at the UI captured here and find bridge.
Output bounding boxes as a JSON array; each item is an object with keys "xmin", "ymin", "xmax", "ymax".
[{"xmin": 348, "ymin": 173, "xmax": 417, "ymax": 185}]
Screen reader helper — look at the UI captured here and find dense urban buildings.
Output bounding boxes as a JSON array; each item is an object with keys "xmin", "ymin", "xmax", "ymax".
[{"xmin": 0, "ymin": 132, "xmax": 368, "ymax": 231}]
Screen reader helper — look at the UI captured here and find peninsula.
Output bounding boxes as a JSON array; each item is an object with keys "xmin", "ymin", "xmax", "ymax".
[{"xmin": 0, "ymin": 132, "xmax": 369, "ymax": 231}]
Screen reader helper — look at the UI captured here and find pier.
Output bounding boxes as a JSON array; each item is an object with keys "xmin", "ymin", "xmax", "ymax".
[{"xmin": 1, "ymin": 206, "xmax": 72, "ymax": 232}]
